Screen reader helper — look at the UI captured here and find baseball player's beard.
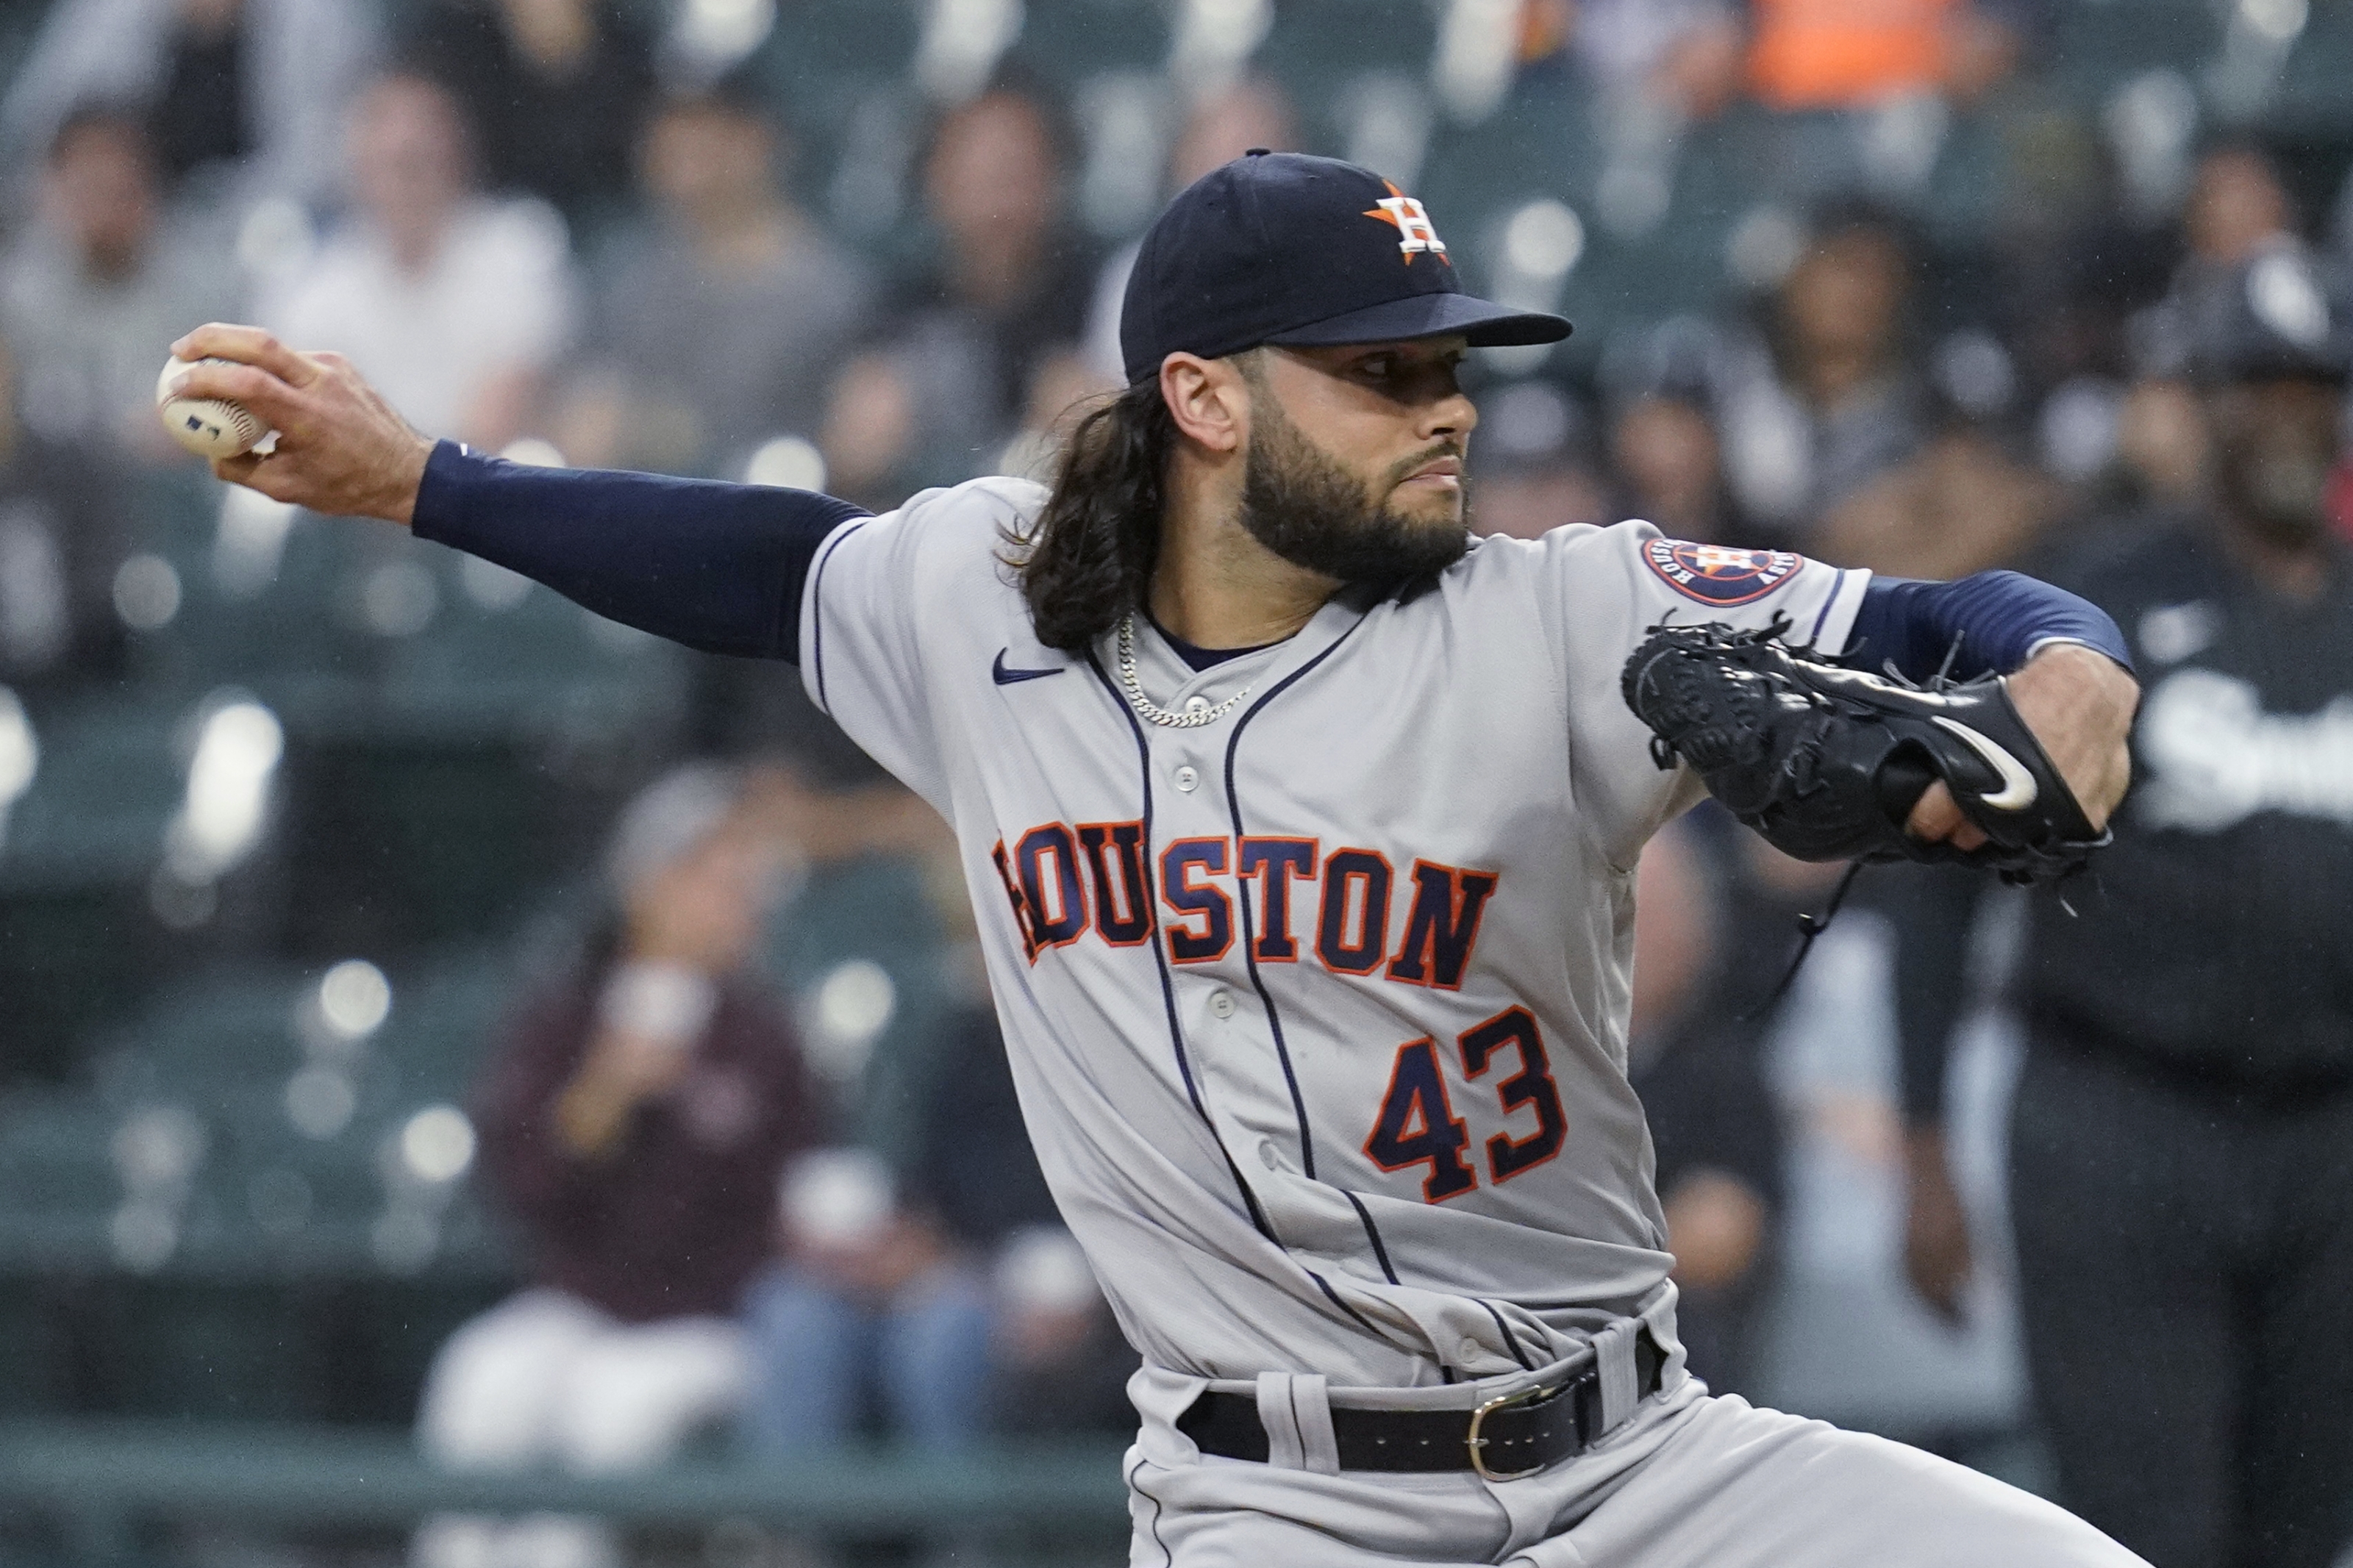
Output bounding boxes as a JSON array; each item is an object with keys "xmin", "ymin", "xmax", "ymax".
[{"xmin": 1237, "ymin": 398, "xmax": 1471, "ymax": 589}]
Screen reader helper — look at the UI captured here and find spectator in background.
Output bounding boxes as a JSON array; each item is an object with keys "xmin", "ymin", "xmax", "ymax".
[
  {"xmin": 1740, "ymin": 0, "xmax": 2037, "ymax": 221},
  {"xmin": 1466, "ymin": 379, "xmax": 1608, "ymax": 540},
  {"xmin": 1567, "ymin": 0, "xmax": 1745, "ymax": 118},
  {"xmin": 1746, "ymin": 0, "xmax": 2029, "ymax": 112},
  {"xmin": 2179, "ymin": 143, "xmax": 2299, "ymax": 285},
  {"xmin": 263, "ymin": 71, "xmax": 576, "ymax": 452},
  {"xmin": 1814, "ymin": 392, "xmax": 2062, "ymax": 579},
  {"xmin": 403, "ymin": 0, "xmax": 657, "ymax": 232},
  {"xmin": 415, "ymin": 764, "xmax": 820, "ymax": 1568},
  {"xmin": 0, "ymin": 0, "xmax": 377, "ymax": 212},
  {"xmin": 553, "ymin": 86, "xmax": 874, "ymax": 480},
  {"xmin": 1611, "ymin": 389, "xmax": 1748, "ymax": 545},
  {"xmin": 742, "ymin": 968, "xmax": 1128, "ymax": 1451},
  {"xmin": 1627, "ymin": 815, "xmax": 1790, "ymax": 1397},
  {"xmin": 819, "ymin": 79, "xmax": 1095, "ymax": 507},
  {"xmin": 726, "ymin": 770, "xmax": 1096, "ymax": 1456},
  {"xmin": 1717, "ymin": 207, "xmax": 1927, "ymax": 541},
  {"xmin": 0, "ymin": 340, "xmax": 130, "ymax": 689},
  {"xmin": 735, "ymin": 778, "xmax": 1111, "ymax": 1453},
  {"xmin": 745, "ymin": 1141, "xmax": 993, "ymax": 1454},
  {"xmin": 1599, "ymin": 320, "xmax": 1754, "ymax": 543},
  {"xmin": 1898, "ymin": 252, "xmax": 2353, "ymax": 1568},
  {"xmin": 1, "ymin": 108, "xmax": 240, "ymax": 466},
  {"xmin": 2104, "ymin": 374, "xmax": 2211, "ymax": 515},
  {"xmin": 0, "ymin": 108, "xmax": 224, "ymax": 690},
  {"xmin": 2146, "ymin": 145, "xmax": 2308, "ymax": 401},
  {"xmin": 2068, "ymin": 146, "xmax": 2303, "ymax": 526},
  {"xmin": 736, "ymin": 954, "xmax": 1001, "ymax": 1459},
  {"xmin": 909, "ymin": 1000, "xmax": 1129, "ymax": 1436}
]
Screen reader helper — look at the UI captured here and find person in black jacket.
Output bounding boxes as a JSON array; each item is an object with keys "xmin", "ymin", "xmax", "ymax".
[
  {"xmin": 1626, "ymin": 809, "xmax": 1790, "ymax": 1400},
  {"xmin": 905, "ymin": 1001, "xmax": 1138, "ymax": 1436},
  {"xmin": 1895, "ymin": 246, "xmax": 2353, "ymax": 1568},
  {"xmin": 400, "ymin": 0, "xmax": 657, "ymax": 231},
  {"xmin": 416, "ymin": 763, "xmax": 824, "ymax": 1568}
]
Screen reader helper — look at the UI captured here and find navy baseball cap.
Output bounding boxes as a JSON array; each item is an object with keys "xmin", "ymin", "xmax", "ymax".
[{"xmin": 1118, "ymin": 151, "xmax": 1571, "ymax": 384}]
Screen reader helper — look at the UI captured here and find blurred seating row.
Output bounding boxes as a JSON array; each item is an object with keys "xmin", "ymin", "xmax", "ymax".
[
  {"xmin": 720, "ymin": 0, "xmax": 2353, "ymax": 360},
  {"xmin": 276, "ymin": 0, "xmax": 2328, "ymax": 370},
  {"xmin": 0, "ymin": 951, "xmax": 518, "ymax": 1422},
  {"xmin": 0, "ymin": 1417, "xmax": 1132, "ymax": 1564},
  {"xmin": 0, "ymin": 458, "xmax": 689, "ymax": 1078}
]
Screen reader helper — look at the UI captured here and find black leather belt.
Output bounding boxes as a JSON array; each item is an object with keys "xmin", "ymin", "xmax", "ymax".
[{"xmin": 1178, "ymin": 1329, "xmax": 1666, "ymax": 1478}]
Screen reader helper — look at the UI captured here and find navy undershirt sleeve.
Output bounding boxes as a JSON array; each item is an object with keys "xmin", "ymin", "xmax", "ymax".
[
  {"xmin": 1843, "ymin": 570, "xmax": 2132, "ymax": 683},
  {"xmin": 410, "ymin": 440, "xmax": 869, "ymax": 662}
]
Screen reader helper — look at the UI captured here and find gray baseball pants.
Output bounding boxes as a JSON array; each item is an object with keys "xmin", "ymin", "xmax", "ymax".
[{"xmin": 1123, "ymin": 1358, "xmax": 2146, "ymax": 1567}]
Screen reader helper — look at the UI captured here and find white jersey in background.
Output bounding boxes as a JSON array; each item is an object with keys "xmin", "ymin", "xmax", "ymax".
[{"xmin": 800, "ymin": 475, "xmax": 1868, "ymax": 1389}]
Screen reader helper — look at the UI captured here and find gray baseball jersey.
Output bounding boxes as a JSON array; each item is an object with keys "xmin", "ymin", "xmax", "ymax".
[{"xmin": 801, "ymin": 476, "xmax": 1868, "ymax": 1389}]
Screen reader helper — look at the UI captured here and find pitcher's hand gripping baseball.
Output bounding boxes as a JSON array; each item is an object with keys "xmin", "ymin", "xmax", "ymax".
[{"xmin": 165, "ymin": 323, "xmax": 435, "ymax": 525}]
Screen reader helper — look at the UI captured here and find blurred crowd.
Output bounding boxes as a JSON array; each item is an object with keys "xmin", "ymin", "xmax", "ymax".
[
  {"xmin": 409, "ymin": 761, "xmax": 1132, "ymax": 1568},
  {"xmin": 4, "ymin": 0, "xmax": 2353, "ymax": 1565},
  {"xmin": 7, "ymin": 0, "xmax": 2353, "ymax": 696}
]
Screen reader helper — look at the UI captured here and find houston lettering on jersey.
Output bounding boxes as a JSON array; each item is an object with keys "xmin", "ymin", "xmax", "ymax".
[{"xmin": 991, "ymin": 825, "xmax": 1499, "ymax": 987}]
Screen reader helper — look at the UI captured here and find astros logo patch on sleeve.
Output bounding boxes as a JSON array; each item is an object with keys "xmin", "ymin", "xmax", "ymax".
[{"xmin": 1642, "ymin": 540, "xmax": 1804, "ymax": 606}]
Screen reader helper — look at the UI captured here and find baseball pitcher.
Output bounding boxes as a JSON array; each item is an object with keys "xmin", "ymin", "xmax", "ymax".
[{"xmin": 168, "ymin": 152, "xmax": 2144, "ymax": 1566}]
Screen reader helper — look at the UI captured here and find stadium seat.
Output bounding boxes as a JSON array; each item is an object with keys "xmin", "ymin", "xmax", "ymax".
[
  {"xmin": 2271, "ymin": 1, "xmax": 2353, "ymax": 132},
  {"xmin": 2, "ymin": 693, "xmax": 184, "ymax": 892},
  {"xmin": 271, "ymin": 733, "xmax": 626, "ymax": 957},
  {"xmin": 371, "ymin": 555, "xmax": 692, "ymax": 740},
  {"xmin": 90, "ymin": 967, "xmax": 315, "ymax": 1102},
  {"xmin": 0, "ymin": 1092, "xmax": 119, "ymax": 1267},
  {"xmin": 0, "ymin": 694, "xmax": 195, "ymax": 1080},
  {"xmin": 763, "ymin": 851, "xmax": 957, "ymax": 1169},
  {"xmin": 2044, "ymin": 0, "xmax": 2219, "ymax": 107},
  {"xmin": 760, "ymin": 0, "xmax": 923, "ymax": 224},
  {"xmin": 1257, "ymin": 0, "xmax": 1435, "ymax": 85},
  {"xmin": 365, "ymin": 948, "xmax": 512, "ymax": 1105},
  {"xmin": 1021, "ymin": 0, "xmax": 1168, "ymax": 90},
  {"xmin": 0, "ymin": 951, "xmax": 518, "ymax": 1421}
]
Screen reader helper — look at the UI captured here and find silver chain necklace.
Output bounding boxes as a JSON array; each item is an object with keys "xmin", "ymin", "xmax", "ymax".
[{"xmin": 1116, "ymin": 613, "xmax": 1253, "ymax": 728}]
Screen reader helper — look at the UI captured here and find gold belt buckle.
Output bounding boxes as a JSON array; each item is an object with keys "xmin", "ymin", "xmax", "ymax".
[{"xmin": 1466, "ymin": 1380, "xmax": 1558, "ymax": 1482}]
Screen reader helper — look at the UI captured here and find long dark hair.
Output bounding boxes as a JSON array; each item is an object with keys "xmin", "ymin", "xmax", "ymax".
[{"xmin": 1013, "ymin": 379, "xmax": 1174, "ymax": 652}]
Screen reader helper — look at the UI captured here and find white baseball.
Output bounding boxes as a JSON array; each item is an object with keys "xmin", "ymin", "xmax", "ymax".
[{"xmin": 156, "ymin": 355, "xmax": 267, "ymax": 459}]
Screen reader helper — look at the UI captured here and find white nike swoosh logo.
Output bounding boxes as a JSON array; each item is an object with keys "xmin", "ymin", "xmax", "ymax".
[
  {"xmin": 1932, "ymin": 717, "xmax": 2039, "ymax": 811},
  {"xmin": 1836, "ymin": 666, "xmax": 1957, "ymax": 706}
]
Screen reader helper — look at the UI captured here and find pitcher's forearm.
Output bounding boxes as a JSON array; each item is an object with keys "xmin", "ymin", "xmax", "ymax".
[
  {"xmin": 1847, "ymin": 570, "xmax": 2132, "ymax": 682},
  {"xmin": 413, "ymin": 441, "xmax": 868, "ymax": 661}
]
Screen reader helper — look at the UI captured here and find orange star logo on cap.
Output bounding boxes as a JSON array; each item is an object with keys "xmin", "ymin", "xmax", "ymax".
[{"xmin": 1364, "ymin": 181, "xmax": 1450, "ymax": 265}]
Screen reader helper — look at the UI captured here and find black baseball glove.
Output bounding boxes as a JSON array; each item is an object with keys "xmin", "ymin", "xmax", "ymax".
[{"xmin": 1620, "ymin": 618, "xmax": 2109, "ymax": 883}]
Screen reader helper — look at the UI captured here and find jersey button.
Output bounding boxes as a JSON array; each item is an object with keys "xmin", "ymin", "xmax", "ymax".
[
  {"xmin": 1208, "ymin": 989, "xmax": 1236, "ymax": 1020},
  {"xmin": 1184, "ymin": 695, "xmax": 1211, "ymax": 715},
  {"xmin": 1260, "ymin": 1139, "xmax": 1281, "ymax": 1170},
  {"xmin": 1174, "ymin": 765, "xmax": 1199, "ymax": 792},
  {"xmin": 1459, "ymin": 1336, "xmax": 1482, "ymax": 1364}
]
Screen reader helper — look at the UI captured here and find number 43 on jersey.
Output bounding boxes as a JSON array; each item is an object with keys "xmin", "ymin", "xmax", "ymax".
[{"xmin": 1365, "ymin": 1005, "xmax": 1566, "ymax": 1202}]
